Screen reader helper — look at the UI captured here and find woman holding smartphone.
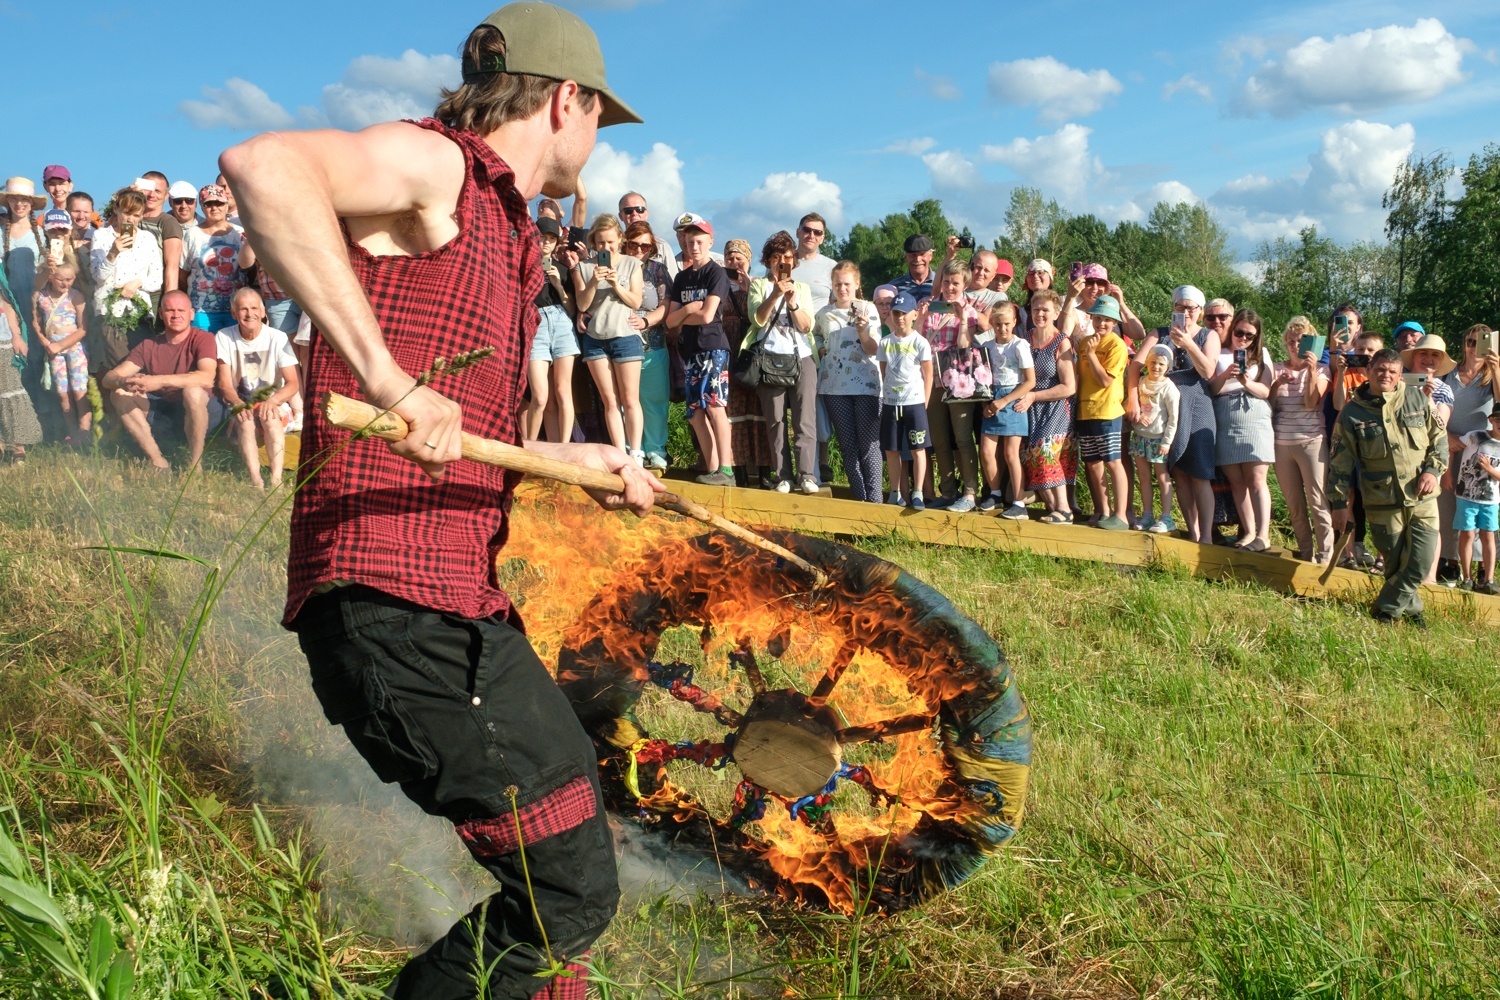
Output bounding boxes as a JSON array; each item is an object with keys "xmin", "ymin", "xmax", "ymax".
[
  {"xmin": 89, "ymin": 186, "xmax": 162, "ymax": 369},
  {"xmin": 1209, "ymin": 308, "xmax": 1275, "ymax": 551},
  {"xmin": 1440, "ymin": 326, "xmax": 1500, "ymax": 576},
  {"xmin": 571, "ymin": 213, "xmax": 646, "ymax": 461},
  {"xmin": 1125, "ymin": 285, "xmax": 1220, "ymax": 543},
  {"xmin": 747, "ymin": 231, "xmax": 817, "ymax": 494}
]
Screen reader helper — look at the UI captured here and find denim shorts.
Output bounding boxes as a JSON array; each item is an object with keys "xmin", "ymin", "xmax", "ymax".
[
  {"xmin": 579, "ymin": 331, "xmax": 644, "ymax": 364},
  {"xmin": 530, "ymin": 304, "xmax": 580, "ymax": 362},
  {"xmin": 980, "ymin": 398, "xmax": 1027, "ymax": 437},
  {"xmin": 263, "ymin": 298, "xmax": 303, "ymax": 335},
  {"xmin": 1455, "ymin": 496, "xmax": 1499, "ymax": 533}
]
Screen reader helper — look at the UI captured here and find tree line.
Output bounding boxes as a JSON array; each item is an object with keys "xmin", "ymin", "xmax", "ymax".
[{"xmin": 826, "ymin": 143, "xmax": 1500, "ymax": 356}]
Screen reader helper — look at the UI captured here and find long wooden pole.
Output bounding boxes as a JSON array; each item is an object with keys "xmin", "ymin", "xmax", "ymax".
[{"xmin": 322, "ymin": 393, "xmax": 828, "ymax": 588}]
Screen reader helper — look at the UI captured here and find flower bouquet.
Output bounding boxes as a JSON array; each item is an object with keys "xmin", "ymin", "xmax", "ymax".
[{"xmin": 101, "ymin": 287, "xmax": 152, "ymax": 336}]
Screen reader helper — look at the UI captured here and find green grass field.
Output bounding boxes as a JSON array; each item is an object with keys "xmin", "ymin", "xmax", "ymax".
[{"xmin": 0, "ymin": 447, "xmax": 1496, "ymax": 999}]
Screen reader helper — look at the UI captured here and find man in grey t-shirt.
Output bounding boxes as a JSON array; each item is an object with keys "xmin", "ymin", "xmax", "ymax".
[
  {"xmin": 618, "ymin": 190, "xmax": 680, "ymax": 280},
  {"xmin": 791, "ymin": 212, "xmax": 835, "ymax": 313}
]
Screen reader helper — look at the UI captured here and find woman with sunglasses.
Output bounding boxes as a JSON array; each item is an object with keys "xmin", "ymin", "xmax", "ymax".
[
  {"xmin": 1202, "ymin": 298, "xmax": 1243, "ymax": 542},
  {"xmin": 1209, "ymin": 308, "xmax": 1275, "ymax": 551},
  {"xmin": 1125, "ymin": 285, "xmax": 1220, "ymax": 542},
  {"xmin": 623, "ymin": 220, "xmax": 671, "ymax": 471},
  {"xmin": 1439, "ymin": 325, "xmax": 1500, "ymax": 578}
]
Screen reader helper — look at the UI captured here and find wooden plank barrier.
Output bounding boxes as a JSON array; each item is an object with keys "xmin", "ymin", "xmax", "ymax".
[{"xmin": 655, "ymin": 476, "xmax": 1500, "ymax": 626}]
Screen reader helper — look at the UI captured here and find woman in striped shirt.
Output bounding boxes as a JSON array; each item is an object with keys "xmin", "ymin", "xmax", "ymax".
[{"xmin": 1271, "ymin": 315, "xmax": 1333, "ymax": 562}]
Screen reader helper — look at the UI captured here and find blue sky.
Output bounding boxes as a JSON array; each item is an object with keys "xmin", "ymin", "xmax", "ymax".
[{"xmin": 9, "ymin": 1, "xmax": 1499, "ymax": 263}]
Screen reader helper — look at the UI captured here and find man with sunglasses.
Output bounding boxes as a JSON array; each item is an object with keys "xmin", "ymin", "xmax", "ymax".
[
  {"xmin": 168, "ymin": 181, "xmax": 198, "ymax": 231},
  {"xmin": 618, "ymin": 190, "xmax": 679, "ymax": 279},
  {"xmin": 791, "ymin": 212, "xmax": 835, "ymax": 313}
]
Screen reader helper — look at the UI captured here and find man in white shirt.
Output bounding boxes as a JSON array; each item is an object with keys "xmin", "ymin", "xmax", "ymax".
[
  {"xmin": 215, "ymin": 287, "xmax": 300, "ymax": 490},
  {"xmin": 790, "ymin": 211, "xmax": 837, "ymax": 481}
]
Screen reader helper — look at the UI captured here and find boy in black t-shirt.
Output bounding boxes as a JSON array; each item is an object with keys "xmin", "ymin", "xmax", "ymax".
[{"xmin": 667, "ymin": 214, "xmax": 735, "ymax": 486}]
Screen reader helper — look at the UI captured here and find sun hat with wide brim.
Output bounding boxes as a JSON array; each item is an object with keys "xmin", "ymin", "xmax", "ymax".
[
  {"xmin": 1400, "ymin": 333, "xmax": 1457, "ymax": 377},
  {"xmin": 3, "ymin": 177, "xmax": 47, "ymax": 209}
]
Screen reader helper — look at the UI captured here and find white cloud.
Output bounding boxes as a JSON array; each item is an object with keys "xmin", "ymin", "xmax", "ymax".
[
  {"xmin": 883, "ymin": 137, "xmax": 937, "ymax": 156},
  {"xmin": 715, "ymin": 172, "xmax": 845, "ymax": 248},
  {"xmin": 181, "ymin": 51, "xmax": 460, "ymax": 132},
  {"xmin": 320, "ymin": 51, "xmax": 461, "ymax": 130},
  {"xmin": 981, "ymin": 124, "xmax": 1104, "ymax": 199},
  {"xmin": 1211, "ymin": 120, "xmax": 1415, "ymax": 241},
  {"xmin": 1237, "ymin": 19, "xmax": 1471, "ymax": 116},
  {"xmin": 1097, "ymin": 181, "xmax": 1200, "ymax": 225},
  {"xmin": 920, "ymin": 150, "xmax": 983, "ymax": 190},
  {"xmin": 580, "ymin": 141, "xmax": 686, "ymax": 226},
  {"xmin": 179, "ymin": 78, "xmax": 294, "ymax": 130},
  {"xmin": 1163, "ymin": 74, "xmax": 1213, "ymax": 101},
  {"xmin": 987, "ymin": 57, "xmax": 1122, "ymax": 123},
  {"xmin": 915, "ymin": 69, "xmax": 961, "ymax": 101}
]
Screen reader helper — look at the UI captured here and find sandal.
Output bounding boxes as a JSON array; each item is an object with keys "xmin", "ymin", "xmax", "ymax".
[{"xmin": 1039, "ymin": 510, "xmax": 1073, "ymax": 524}]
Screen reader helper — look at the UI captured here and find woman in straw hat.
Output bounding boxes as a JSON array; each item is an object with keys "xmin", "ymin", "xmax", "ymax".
[{"xmin": 1401, "ymin": 332, "xmax": 1456, "ymax": 583}]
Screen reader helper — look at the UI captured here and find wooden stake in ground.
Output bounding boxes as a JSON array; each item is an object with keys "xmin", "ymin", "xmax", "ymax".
[
  {"xmin": 322, "ymin": 392, "xmax": 828, "ymax": 588},
  {"xmin": 1320, "ymin": 525, "xmax": 1355, "ymax": 586}
]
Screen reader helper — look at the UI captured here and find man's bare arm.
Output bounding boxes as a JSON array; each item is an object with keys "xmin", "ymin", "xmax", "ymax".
[{"xmin": 220, "ymin": 123, "xmax": 468, "ymax": 479}]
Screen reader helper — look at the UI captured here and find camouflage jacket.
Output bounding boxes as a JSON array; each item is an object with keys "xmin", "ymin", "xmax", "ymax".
[{"xmin": 1327, "ymin": 384, "xmax": 1448, "ymax": 511}]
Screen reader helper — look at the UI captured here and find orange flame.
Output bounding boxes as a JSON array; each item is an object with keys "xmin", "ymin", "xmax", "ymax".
[{"xmin": 504, "ymin": 485, "xmax": 988, "ymax": 912}]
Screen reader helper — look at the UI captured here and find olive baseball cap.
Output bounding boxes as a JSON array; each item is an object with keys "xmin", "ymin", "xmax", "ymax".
[{"xmin": 469, "ymin": 2, "xmax": 642, "ymax": 128}]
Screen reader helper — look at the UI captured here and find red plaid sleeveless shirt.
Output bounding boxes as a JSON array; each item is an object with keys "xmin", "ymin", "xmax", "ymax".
[{"xmin": 284, "ymin": 119, "xmax": 541, "ymax": 627}]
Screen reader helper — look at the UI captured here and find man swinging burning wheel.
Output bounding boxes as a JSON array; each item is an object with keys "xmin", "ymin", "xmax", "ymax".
[{"xmin": 221, "ymin": 5, "xmax": 659, "ymax": 997}]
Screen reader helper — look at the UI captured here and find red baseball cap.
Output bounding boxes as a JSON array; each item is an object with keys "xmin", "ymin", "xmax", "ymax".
[
  {"xmin": 994, "ymin": 258, "xmax": 1014, "ymax": 278},
  {"xmin": 42, "ymin": 165, "xmax": 70, "ymax": 182},
  {"xmin": 673, "ymin": 212, "xmax": 713, "ymax": 238}
]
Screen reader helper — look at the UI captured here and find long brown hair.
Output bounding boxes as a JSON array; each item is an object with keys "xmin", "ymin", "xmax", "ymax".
[
  {"xmin": 1231, "ymin": 307, "xmax": 1266, "ymax": 370},
  {"xmin": 436, "ymin": 24, "xmax": 598, "ymax": 135}
]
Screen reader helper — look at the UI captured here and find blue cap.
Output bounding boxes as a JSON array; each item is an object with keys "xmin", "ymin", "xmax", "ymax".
[
  {"xmin": 1394, "ymin": 320, "xmax": 1425, "ymax": 336},
  {"xmin": 890, "ymin": 291, "xmax": 919, "ymax": 314},
  {"xmin": 42, "ymin": 208, "xmax": 70, "ymax": 230}
]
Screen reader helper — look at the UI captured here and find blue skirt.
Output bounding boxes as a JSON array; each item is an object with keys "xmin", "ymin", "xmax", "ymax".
[{"xmin": 981, "ymin": 398, "xmax": 1027, "ymax": 437}]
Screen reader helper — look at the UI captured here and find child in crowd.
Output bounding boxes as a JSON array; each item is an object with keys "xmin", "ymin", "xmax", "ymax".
[
  {"xmin": 1075, "ymin": 295, "xmax": 1130, "ymax": 529},
  {"xmin": 1450, "ymin": 409, "xmax": 1500, "ymax": 594},
  {"xmin": 32, "ymin": 262, "xmax": 90, "ymax": 439},
  {"xmin": 971, "ymin": 301, "xmax": 1034, "ymax": 517},
  {"xmin": 0, "ymin": 292, "xmax": 41, "ymax": 461},
  {"xmin": 1129, "ymin": 344, "xmax": 1180, "ymax": 532},
  {"xmin": 920, "ymin": 258, "xmax": 984, "ymax": 511},
  {"xmin": 1330, "ymin": 329, "xmax": 1385, "ymax": 568},
  {"xmin": 879, "ymin": 291, "xmax": 933, "ymax": 510},
  {"xmin": 815, "ymin": 261, "xmax": 884, "ymax": 503},
  {"xmin": 667, "ymin": 214, "xmax": 736, "ymax": 487}
]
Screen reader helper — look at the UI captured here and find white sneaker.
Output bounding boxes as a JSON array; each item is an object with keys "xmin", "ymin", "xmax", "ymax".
[
  {"xmin": 775, "ymin": 480, "xmax": 791, "ymax": 493},
  {"xmin": 628, "ymin": 449, "xmax": 646, "ymax": 468}
]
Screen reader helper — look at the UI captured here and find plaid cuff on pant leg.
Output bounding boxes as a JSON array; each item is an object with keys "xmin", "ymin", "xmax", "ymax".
[
  {"xmin": 530, "ymin": 954, "xmax": 590, "ymax": 1000},
  {"xmin": 455, "ymin": 775, "xmax": 598, "ymax": 857}
]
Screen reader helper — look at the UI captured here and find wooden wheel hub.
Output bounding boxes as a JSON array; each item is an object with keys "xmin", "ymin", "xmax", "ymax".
[{"xmin": 732, "ymin": 691, "xmax": 843, "ymax": 799}]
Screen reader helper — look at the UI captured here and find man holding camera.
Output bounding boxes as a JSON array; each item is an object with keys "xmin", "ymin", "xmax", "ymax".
[{"xmin": 1327, "ymin": 349, "xmax": 1448, "ymax": 626}]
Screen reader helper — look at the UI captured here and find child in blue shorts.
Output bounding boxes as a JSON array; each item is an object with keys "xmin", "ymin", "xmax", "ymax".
[
  {"xmin": 971, "ymin": 301, "xmax": 1035, "ymax": 517},
  {"xmin": 1451, "ymin": 408, "xmax": 1500, "ymax": 593},
  {"xmin": 878, "ymin": 292, "xmax": 933, "ymax": 510}
]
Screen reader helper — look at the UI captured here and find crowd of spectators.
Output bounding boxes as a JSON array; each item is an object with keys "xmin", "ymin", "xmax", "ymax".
[{"xmin": 1, "ymin": 165, "xmax": 1497, "ymax": 599}]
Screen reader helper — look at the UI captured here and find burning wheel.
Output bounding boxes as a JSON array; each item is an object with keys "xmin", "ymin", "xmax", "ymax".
[{"xmin": 555, "ymin": 529, "xmax": 1032, "ymax": 912}]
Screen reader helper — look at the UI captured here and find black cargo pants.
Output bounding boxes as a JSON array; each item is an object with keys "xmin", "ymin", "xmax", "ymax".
[{"xmin": 293, "ymin": 586, "xmax": 619, "ymax": 1000}]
